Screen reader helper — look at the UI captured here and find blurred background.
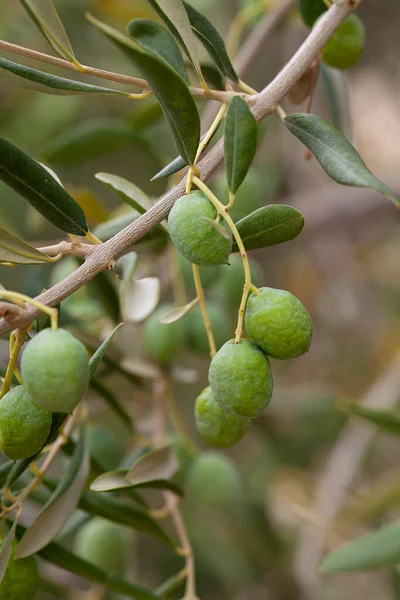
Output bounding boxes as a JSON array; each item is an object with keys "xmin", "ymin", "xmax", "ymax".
[{"xmin": 0, "ymin": 0, "xmax": 400, "ymax": 599}]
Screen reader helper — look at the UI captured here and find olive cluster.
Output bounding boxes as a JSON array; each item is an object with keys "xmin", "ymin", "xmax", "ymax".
[
  {"xmin": 153, "ymin": 190, "xmax": 313, "ymax": 449},
  {"xmin": 0, "ymin": 329, "xmax": 89, "ymax": 460}
]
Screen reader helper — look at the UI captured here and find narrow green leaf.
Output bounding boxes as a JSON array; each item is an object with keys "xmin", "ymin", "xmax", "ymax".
[
  {"xmin": 0, "ymin": 227, "xmax": 52, "ymax": 264},
  {"xmin": 144, "ymin": 0, "xmax": 203, "ymax": 82},
  {"xmin": 0, "ymin": 57, "xmax": 132, "ymax": 97},
  {"xmin": 225, "ymin": 96, "xmax": 257, "ymax": 194},
  {"xmin": 90, "ymin": 378, "xmax": 132, "ymax": 433},
  {"xmin": 0, "ymin": 519, "xmax": 18, "ymax": 583},
  {"xmin": 321, "ymin": 521, "xmax": 400, "ymax": 573},
  {"xmin": 90, "ymin": 469, "xmax": 183, "ymax": 496},
  {"xmin": 284, "ymin": 114, "xmax": 399, "ymax": 205},
  {"xmin": 120, "ymin": 277, "xmax": 160, "ymax": 323},
  {"xmin": 14, "ymin": 524, "xmax": 162, "ymax": 600},
  {"xmin": 17, "ymin": 427, "xmax": 90, "ymax": 558},
  {"xmin": 0, "ymin": 138, "xmax": 88, "ymax": 234},
  {"xmin": 127, "ymin": 19, "xmax": 189, "ymax": 83},
  {"xmin": 345, "ymin": 403, "xmax": 400, "ymax": 437},
  {"xmin": 42, "ymin": 118, "xmax": 141, "ymax": 164},
  {"xmin": 298, "ymin": 0, "xmax": 327, "ymax": 28},
  {"xmin": 95, "ymin": 172, "xmax": 153, "ymax": 215},
  {"xmin": 87, "ymin": 14, "xmax": 200, "ymax": 165},
  {"xmin": 156, "ymin": 572, "xmax": 185, "ymax": 598},
  {"xmin": 89, "ymin": 324, "xmax": 125, "ymax": 379},
  {"xmin": 232, "ymin": 204, "xmax": 305, "ymax": 252},
  {"xmin": 19, "ymin": 0, "xmax": 76, "ymax": 62},
  {"xmin": 183, "ymin": 1, "xmax": 238, "ymax": 83},
  {"xmin": 127, "ymin": 446, "xmax": 179, "ymax": 483}
]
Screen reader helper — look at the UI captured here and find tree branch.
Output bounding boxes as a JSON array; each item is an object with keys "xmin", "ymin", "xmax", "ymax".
[{"xmin": 0, "ymin": 0, "xmax": 362, "ymax": 337}]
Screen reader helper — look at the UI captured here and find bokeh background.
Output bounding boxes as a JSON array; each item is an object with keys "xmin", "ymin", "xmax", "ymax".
[{"xmin": 1, "ymin": 1, "xmax": 400, "ymax": 599}]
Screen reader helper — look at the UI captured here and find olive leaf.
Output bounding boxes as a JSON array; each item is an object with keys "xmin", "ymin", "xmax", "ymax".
[
  {"xmin": 344, "ymin": 403, "xmax": 400, "ymax": 437},
  {"xmin": 183, "ymin": 1, "xmax": 238, "ymax": 83},
  {"xmin": 232, "ymin": 205, "xmax": 305, "ymax": 252},
  {"xmin": 0, "ymin": 227, "xmax": 52, "ymax": 264},
  {"xmin": 0, "ymin": 519, "xmax": 18, "ymax": 583},
  {"xmin": 17, "ymin": 427, "xmax": 90, "ymax": 558},
  {"xmin": 89, "ymin": 323, "xmax": 125, "ymax": 378},
  {"xmin": 144, "ymin": 0, "xmax": 203, "ymax": 83},
  {"xmin": 95, "ymin": 173, "xmax": 153, "ymax": 215},
  {"xmin": 0, "ymin": 58, "xmax": 133, "ymax": 97},
  {"xmin": 127, "ymin": 19, "xmax": 189, "ymax": 83},
  {"xmin": 225, "ymin": 96, "xmax": 258, "ymax": 194},
  {"xmin": 284, "ymin": 114, "xmax": 399, "ymax": 206},
  {"xmin": 42, "ymin": 118, "xmax": 143, "ymax": 164},
  {"xmin": 19, "ymin": 0, "xmax": 77, "ymax": 63},
  {"xmin": 321, "ymin": 521, "xmax": 400, "ymax": 573},
  {"xmin": 90, "ymin": 469, "xmax": 183, "ymax": 496},
  {"xmin": 90, "ymin": 378, "xmax": 133, "ymax": 432},
  {"xmin": 87, "ymin": 14, "xmax": 200, "ymax": 166},
  {"xmin": 0, "ymin": 138, "xmax": 88, "ymax": 235},
  {"xmin": 158, "ymin": 298, "xmax": 198, "ymax": 324},
  {"xmin": 201, "ymin": 217, "xmax": 231, "ymax": 240},
  {"xmin": 14, "ymin": 523, "xmax": 163, "ymax": 600},
  {"xmin": 127, "ymin": 446, "xmax": 179, "ymax": 484},
  {"xmin": 120, "ymin": 277, "xmax": 160, "ymax": 323}
]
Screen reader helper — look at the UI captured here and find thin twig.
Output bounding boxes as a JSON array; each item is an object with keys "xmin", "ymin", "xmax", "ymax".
[
  {"xmin": 294, "ymin": 352, "xmax": 400, "ymax": 600},
  {"xmin": 0, "ymin": 0, "xmax": 362, "ymax": 337}
]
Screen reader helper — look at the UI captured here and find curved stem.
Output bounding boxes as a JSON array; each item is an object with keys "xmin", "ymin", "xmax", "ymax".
[
  {"xmin": 191, "ymin": 176, "xmax": 260, "ymax": 343},
  {"xmin": 0, "ymin": 329, "xmax": 26, "ymax": 398},
  {"xmin": 192, "ymin": 265, "xmax": 217, "ymax": 358}
]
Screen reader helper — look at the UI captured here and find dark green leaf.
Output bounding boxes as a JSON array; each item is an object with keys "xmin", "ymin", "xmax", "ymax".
[
  {"xmin": 320, "ymin": 521, "xmax": 400, "ymax": 573},
  {"xmin": 232, "ymin": 204, "xmax": 305, "ymax": 252},
  {"xmin": 87, "ymin": 14, "xmax": 200, "ymax": 165},
  {"xmin": 42, "ymin": 118, "xmax": 142, "ymax": 164},
  {"xmin": 95, "ymin": 172, "xmax": 153, "ymax": 214},
  {"xmin": 0, "ymin": 138, "xmax": 88, "ymax": 234},
  {"xmin": 144, "ymin": 0, "xmax": 202, "ymax": 81},
  {"xmin": 345, "ymin": 403, "xmax": 400, "ymax": 437},
  {"xmin": 14, "ymin": 524, "xmax": 162, "ymax": 600},
  {"xmin": 0, "ymin": 519, "xmax": 18, "ymax": 583},
  {"xmin": 0, "ymin": 227, "xmax": 52, "ymax": 264},
  {"xmin": 298, "ymin": 0, "xmax": 327, "ymax": 28},
  {"xmin": 0, "ymin": 57, "xmax": 133, "ymax": 97},
  {"xmin": 127, "ymin": 19, "xmax": 189, "ymax": 83},
  {"xmin": 225, "ymin": 96, "xmax": 257, "ymax": 194},
  {"xmin": 284, "ymin": 114, "xmax": 399, "ymax": 205},
  {"xmin": 200, "ymin": 63, "xmax": 225, "ymax": 91},
  {"xmin": 183, "ymin": 1, "xmax": 238, "ymax": 83},
  {"xmin": 19, "ymin": 0, "xmax": 76, "ymax": 62},
  {"xmin": 90, "ymin": 377, "xmax": 133, "ymax": 432},
  {"xmin": 17, "ymin": 427, "xmax": 90, "ymax": 558},
  {"xmin": 89, "ymin": 323, "xmax": 124, "ymax": 378},
  {"xmin": 90, "ymin": 469, "xmax": 183, "ymax": 496}
]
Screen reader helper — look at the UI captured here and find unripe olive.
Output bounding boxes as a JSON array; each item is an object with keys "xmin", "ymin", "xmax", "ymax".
[
  {"xmin": 143, "ymin": 304, "xmax": 185, "ymax": 363},
  {"xmin": 0, "ymin": 542, "xmax": 39, "ymax": 600},
  {"xmin": 168, "ymin": 191, "xmax": 232, "ymax": 266},
  {"xmin": 187, "ymin": 452, "xmax": 241, "ymax": 509},
  {"xmin": 195, "ymin": 387, "xmax": 250, "ymax": 448},
  {"xmin": 0, "ymin": 386, "xmax": 52, "ymax": 460},
  {"xmin": 21, "ymin": 328, "xmax": 90, "ymax": 413},
  {"xmin": 88, "ymin": 425, "xmax": 126, "ymax": 471},
  {"xmin": 185, "ymin": 303, "xmax": 231, "ymax": 356},
  {"xmin": 245, "ymin": 287, "xmax": 313, "ymax": 359},
  {"xmin": 318, "ymin": 14, "xmax": 365, "ymax": 70},
  {"xmin": 209, "ymin": 339, "xmax": 273, "ymax": 418},
  {"xmin": 74, "ymin": 517, "xmax": 130, "ymax": 572}
]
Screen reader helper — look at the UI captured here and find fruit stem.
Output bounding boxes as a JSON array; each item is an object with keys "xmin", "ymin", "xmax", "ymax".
[
  {"xmin": 276, "ymin": 104, "xmax": 287, "ymax": 120},
  {"xmin": 192, "ymin": 264, "xmax": 217, "ymax": 359},
  {"xmin": 0, "ymin": 290, "xmax": 59, "ymax": 331},
  {"xmin": 0, "ymin": 329, "xmax": 26, "ymax": 399},
  {"xmin": 238, "ymin": 79, "xmax": 258, "ymax": 95},
  {"xmin": 191, "ymin": 176, "xmax": 255, "ymax": 344}
]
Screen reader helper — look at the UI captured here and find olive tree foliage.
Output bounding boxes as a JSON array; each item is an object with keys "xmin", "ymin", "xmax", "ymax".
[{"xmin": 0, "ymin": 0, "xmax": 398, "ymax": 598}]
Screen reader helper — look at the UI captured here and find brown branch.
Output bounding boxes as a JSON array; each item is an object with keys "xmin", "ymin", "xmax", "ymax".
[{"xmin": 0, "ymin": 0, "xmax": 362, "ymax": 337}]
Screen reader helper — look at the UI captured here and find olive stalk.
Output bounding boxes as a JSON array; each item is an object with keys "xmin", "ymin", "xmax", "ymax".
[
  {"xmin": 0, "ymin": 329, "xmax": 26, "ymax": 399},
  {"xmin": 191, "ymin": 176, "xmax": 260, "ymax": 343},
  {"xmin": 192, "ymin": 265, "xmax": 217, "ymax": 358}
]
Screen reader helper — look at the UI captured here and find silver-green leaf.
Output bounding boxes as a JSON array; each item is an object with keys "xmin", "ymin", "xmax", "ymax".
[
  {"xmin": 225, "ymin": 96, "xmax": 257, "ymax": 194},
  {"xmin": 0, "ymin": 227, "xmax": 53, "ymax": 264},
  {"xmin": 284, "ymin": 113, "xmax": 399, "ymax": 205},
  {"xmin": 89, "ymin": 323, "xmax": 125, "ymax": 379},
  {"xmin": 95, "ymin": 173, "xmax": 153, "ymax": 215}
]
